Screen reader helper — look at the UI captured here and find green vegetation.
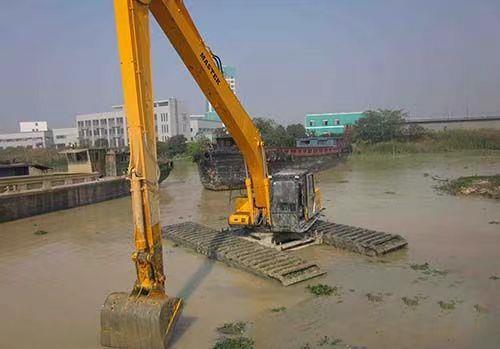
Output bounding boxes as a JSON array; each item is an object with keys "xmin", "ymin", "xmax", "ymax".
[
  {"xmin": 216, "ymin": 322, "xmax": 247, "ymax": 335},
  {"xmin": 438, "ymin": 300, "xmax": 456, "ymax": 310},
  {"xmin": 437, "ymin": 175, "xmax": 500, "ymax": 200},
  {"xmin": 253, "ymin": 117, "xmax": 306, "ymax": 147},
  {"xmin": 351, "ymin": 109, "xmax": 500, "ymax": 154},
  {"xmin": 157, "ymin": 135, "xmax": 188, "ymax": 159},
  {"xmin": 318, "ymin": 336, "xmax": 343, "ymax": 346},
  {"xmin": 212, "ymin": 337, "xmax": 254, "ymax": 349},
  {"xmin": 306, "ymin": 284, "xmax": 339, "ymax": 296},
  {"xmin": 270, "ymin": 306, "xmax": 287, "ymax": 313},
  {"xmin": 33, "ymin": 230, "xmax": 49, "ymax": 236}
]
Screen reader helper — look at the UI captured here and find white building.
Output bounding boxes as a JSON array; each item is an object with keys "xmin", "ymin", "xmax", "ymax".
[
  {"xmin": 52, "ymin": 128, "xmax": 79, "ymax": 149},
  {"xmin": 0, "ymin": 130, "xmax": 54, "ymax": 149},
  {"xmin": 19, "ymin": 121, "xmax": 48, "ymax": 133},
  {"xmin": 189, "ymin": 114, "xmax": 223, "ymax": 141},
  {"xmin": 76, "ymin": 98, "xmax": 190, "ymax": 148}
]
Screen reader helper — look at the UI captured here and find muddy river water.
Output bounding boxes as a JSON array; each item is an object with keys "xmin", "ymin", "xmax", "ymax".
[{"xmin": 0, "ymin": 153, "xmax": 499, "ymax": 349}]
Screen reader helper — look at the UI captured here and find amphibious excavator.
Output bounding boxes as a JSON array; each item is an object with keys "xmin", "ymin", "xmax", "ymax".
[{"xmin": 101, "ymin": 1, "xmax": 407, "ymax": 348}]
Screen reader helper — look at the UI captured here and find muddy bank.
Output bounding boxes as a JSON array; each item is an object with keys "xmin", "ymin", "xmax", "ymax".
[{"xmin": 437, "ymin": 175, "xmax": 500, "ymax": 199}]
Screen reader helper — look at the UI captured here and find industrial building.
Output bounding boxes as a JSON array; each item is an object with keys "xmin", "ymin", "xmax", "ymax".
[
  {"xmin": 305, "ymin": 112, "xmax": 365, "ymax": 136},
  {"xmin": 76, "ymin": 97, "xmax": 190, "ymax": 148},
  {"xmin": 189, "ymin": 114, "xmax": 223, "ymax": 141},
  {"xmin": 0, "ymin": 130, "xmax": 54, "ymax": 149}
]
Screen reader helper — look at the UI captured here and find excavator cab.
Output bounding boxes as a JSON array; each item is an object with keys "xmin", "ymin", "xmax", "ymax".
[{"xmin": 270, "ymin": 170, "xmax": 322, "ymax": 233}]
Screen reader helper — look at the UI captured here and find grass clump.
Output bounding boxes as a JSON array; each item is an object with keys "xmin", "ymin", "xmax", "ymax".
[
  {"xmin": 270, "ymin": 306, "xmax": 286, "ymax": 313},
  {"xmin": 437, "ymin": 175, "xmax": 500, "ymax": 200},
  {"xmin": 306, "ymin": 284, "xmax": 339, "ymax": 296},
  {"xmin": 438, "ymin": 300, "xmax": 456, "ymax": 310},
  {"xmin": 216, "ymin": 322, "xmax": 246, "ymax": 335},
  {"xmin": 318, "ymin": 335, "xmax": 343, "ymax": 346},
  {"xmin": 34, "ymin": 230, "xmax": 49, "ymax": 235},
  {"xmin": 213, "ymin": 337, "xmax": 254, "ymax": 349}
]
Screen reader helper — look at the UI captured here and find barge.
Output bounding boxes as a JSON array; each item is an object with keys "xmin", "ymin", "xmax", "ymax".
[
  {"xmin": 0, "ymin": 148, "xmax": 173, "ymax": 223},
  {"xmin": 196, "ymin": 134, "xmax": 351, "ymax": 190}
]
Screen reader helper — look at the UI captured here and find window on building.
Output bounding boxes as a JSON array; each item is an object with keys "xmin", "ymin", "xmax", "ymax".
[
  {"xmin": 100, "ymin": 119, "xmax": 107, "ymax": 125},
  {"xmin": 93, "ymin": 120, "xmax": 99, "ymax": 126},
  {"xmin": 309, "ymin": 121, "xmax": 314, "ymax": 126},
  {"xmin": 322, "ymin": 120, "xmax": 328, "ymax": 126},
  {"xmin": 85, "ymin": 120, "xmax": 91, "ymax": 127},
  {"xmin": 335, "ymin": 119, "xmax": 340, "ymax": 125}
]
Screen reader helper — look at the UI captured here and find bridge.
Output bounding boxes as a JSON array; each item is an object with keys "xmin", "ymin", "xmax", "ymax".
[{"xmin": 405, "ymin": 115, "xmax": 500, "ymax": 130}]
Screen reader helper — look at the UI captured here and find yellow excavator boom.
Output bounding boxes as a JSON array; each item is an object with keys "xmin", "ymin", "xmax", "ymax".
[{"xmin": 150, "ymin": 0, "xmax": 272, "ymax": 227}]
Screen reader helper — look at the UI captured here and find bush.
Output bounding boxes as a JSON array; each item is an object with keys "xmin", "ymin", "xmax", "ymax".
[
  {"xmin": 157, "ymin": 135, "xmax": 187, "ymax": 158},
  {"xmin": 353, "ymin": 109, "xmax": 406, "ymax": 143},
  {"xmin": 253, "ymin": 117, "xmax": 305, "ymax": 147}
]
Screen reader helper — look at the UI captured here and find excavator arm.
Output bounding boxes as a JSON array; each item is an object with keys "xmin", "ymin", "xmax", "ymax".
[
  {"xmin": 101, "ymin": 1, "xmax": 272, "ymax": 348},
  {"xmin": 150, "ymin": 0, "xmax": 272, "ymax": 227}
]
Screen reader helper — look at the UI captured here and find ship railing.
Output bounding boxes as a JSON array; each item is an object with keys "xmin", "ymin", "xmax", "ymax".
[{"xmin": 0, "ymin": 172, "xmax": 100, "ymax": 195}]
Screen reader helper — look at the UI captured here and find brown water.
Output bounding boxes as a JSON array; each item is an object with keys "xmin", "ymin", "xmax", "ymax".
[{"xmin": 0, "ymin": 153, "xmax": 499, "ymax": 349}]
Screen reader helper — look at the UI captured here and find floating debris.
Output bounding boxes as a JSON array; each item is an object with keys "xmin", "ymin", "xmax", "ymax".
[
  {"xmin": 410, "ymin": 262, "xmax": 449, "ymax": 276},
  {"xmin": 489, "ymin": 275, "xmax": 499, "ymax": 280},
  {"xmin": 473, "ymin": 304, "xmax": 489, "ymax": 313},
  {"xmin": 410, "ymin": 262, "xmax": 430, "ymax": 271},
  {"xmin": 423, "ymin": 173, "xmax": 430, "ymax": 177},
  {"xmin": 366, "ymin": 293, "xmax": 384, "ymax": 303},
  {"xmin": 402, "ymin": 296, "xmax": 419, "ymax": 307},
  {"xmin": 217, "ymin": 322, "xmax": 247, "ymax": 336},
  {"xmin": 318, "ymin": 335, "xmax": 343, "ymax": 346},
  {"xmin": 384, "ymin": 191, "xmax": 396, "ymax": 195},
  {"xmin": 438, "ymin": 300, "xmax": 456, "ymax": 310},
  {"xmin": 213, "ymin": 336, "xmax": 254, "ymax": 349},
  {"xmin": 335, "ymin": 180, "xmax": 349, "ymax": 183},
  {"xmin": 33, "ymin": 230, "xmax": 49, "ymax": 236},
  {"xmin": 307, "ymin": 284, "xmax": 340, "ymax": 296},
  {"xmin": 270, "ymin": 306, "xmax": 286, "ymax": 313},
  {"xmin": 488, "ymin": 220, "xmax": 499, "ymax": 224}
]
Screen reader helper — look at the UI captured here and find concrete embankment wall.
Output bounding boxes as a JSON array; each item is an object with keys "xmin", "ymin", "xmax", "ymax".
[{"xmin": 0, "ymin": 179, "xmax": 129, "ymax": 223}]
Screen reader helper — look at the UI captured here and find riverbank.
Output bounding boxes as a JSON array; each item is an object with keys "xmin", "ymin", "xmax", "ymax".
[
  {"xmin": 352, "ymin": 129, "xmax": 500, "ymax": 154},
  {"xmin": 437, "ymin": 175, "xmax": 500, "ymax": 200}
]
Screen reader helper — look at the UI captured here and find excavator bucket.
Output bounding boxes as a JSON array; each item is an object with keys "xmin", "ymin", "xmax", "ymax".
[{"xmin": 100, "ymin": 292, "xmax": 183, "ymax": 349}]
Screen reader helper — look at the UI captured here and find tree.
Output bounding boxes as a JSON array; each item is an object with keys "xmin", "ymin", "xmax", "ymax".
[
  {"xmin": 353, "ymin": 109, "xmax": 406, "ymax": 143},
  {"xmin": 286, "ymin": 124, "xmax": 307, "ymax": 139},
  {"xmin": 157, "ymin": 135, "xmax": 187, "ymax": 158}
]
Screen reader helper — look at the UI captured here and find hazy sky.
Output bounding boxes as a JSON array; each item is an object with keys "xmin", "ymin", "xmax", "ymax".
[{"xmin": 1, "ymin": 0, "xmax": 500, "ymax": 132}]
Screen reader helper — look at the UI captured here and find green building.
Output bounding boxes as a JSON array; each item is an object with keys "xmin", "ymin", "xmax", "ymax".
[
  {"xmin": 305, "ymin": 112, "xmax": 365, "ymax": 136},
  {"xmin": 205, "ymin": 65, "xmax": 236, "ymax": 121}
]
